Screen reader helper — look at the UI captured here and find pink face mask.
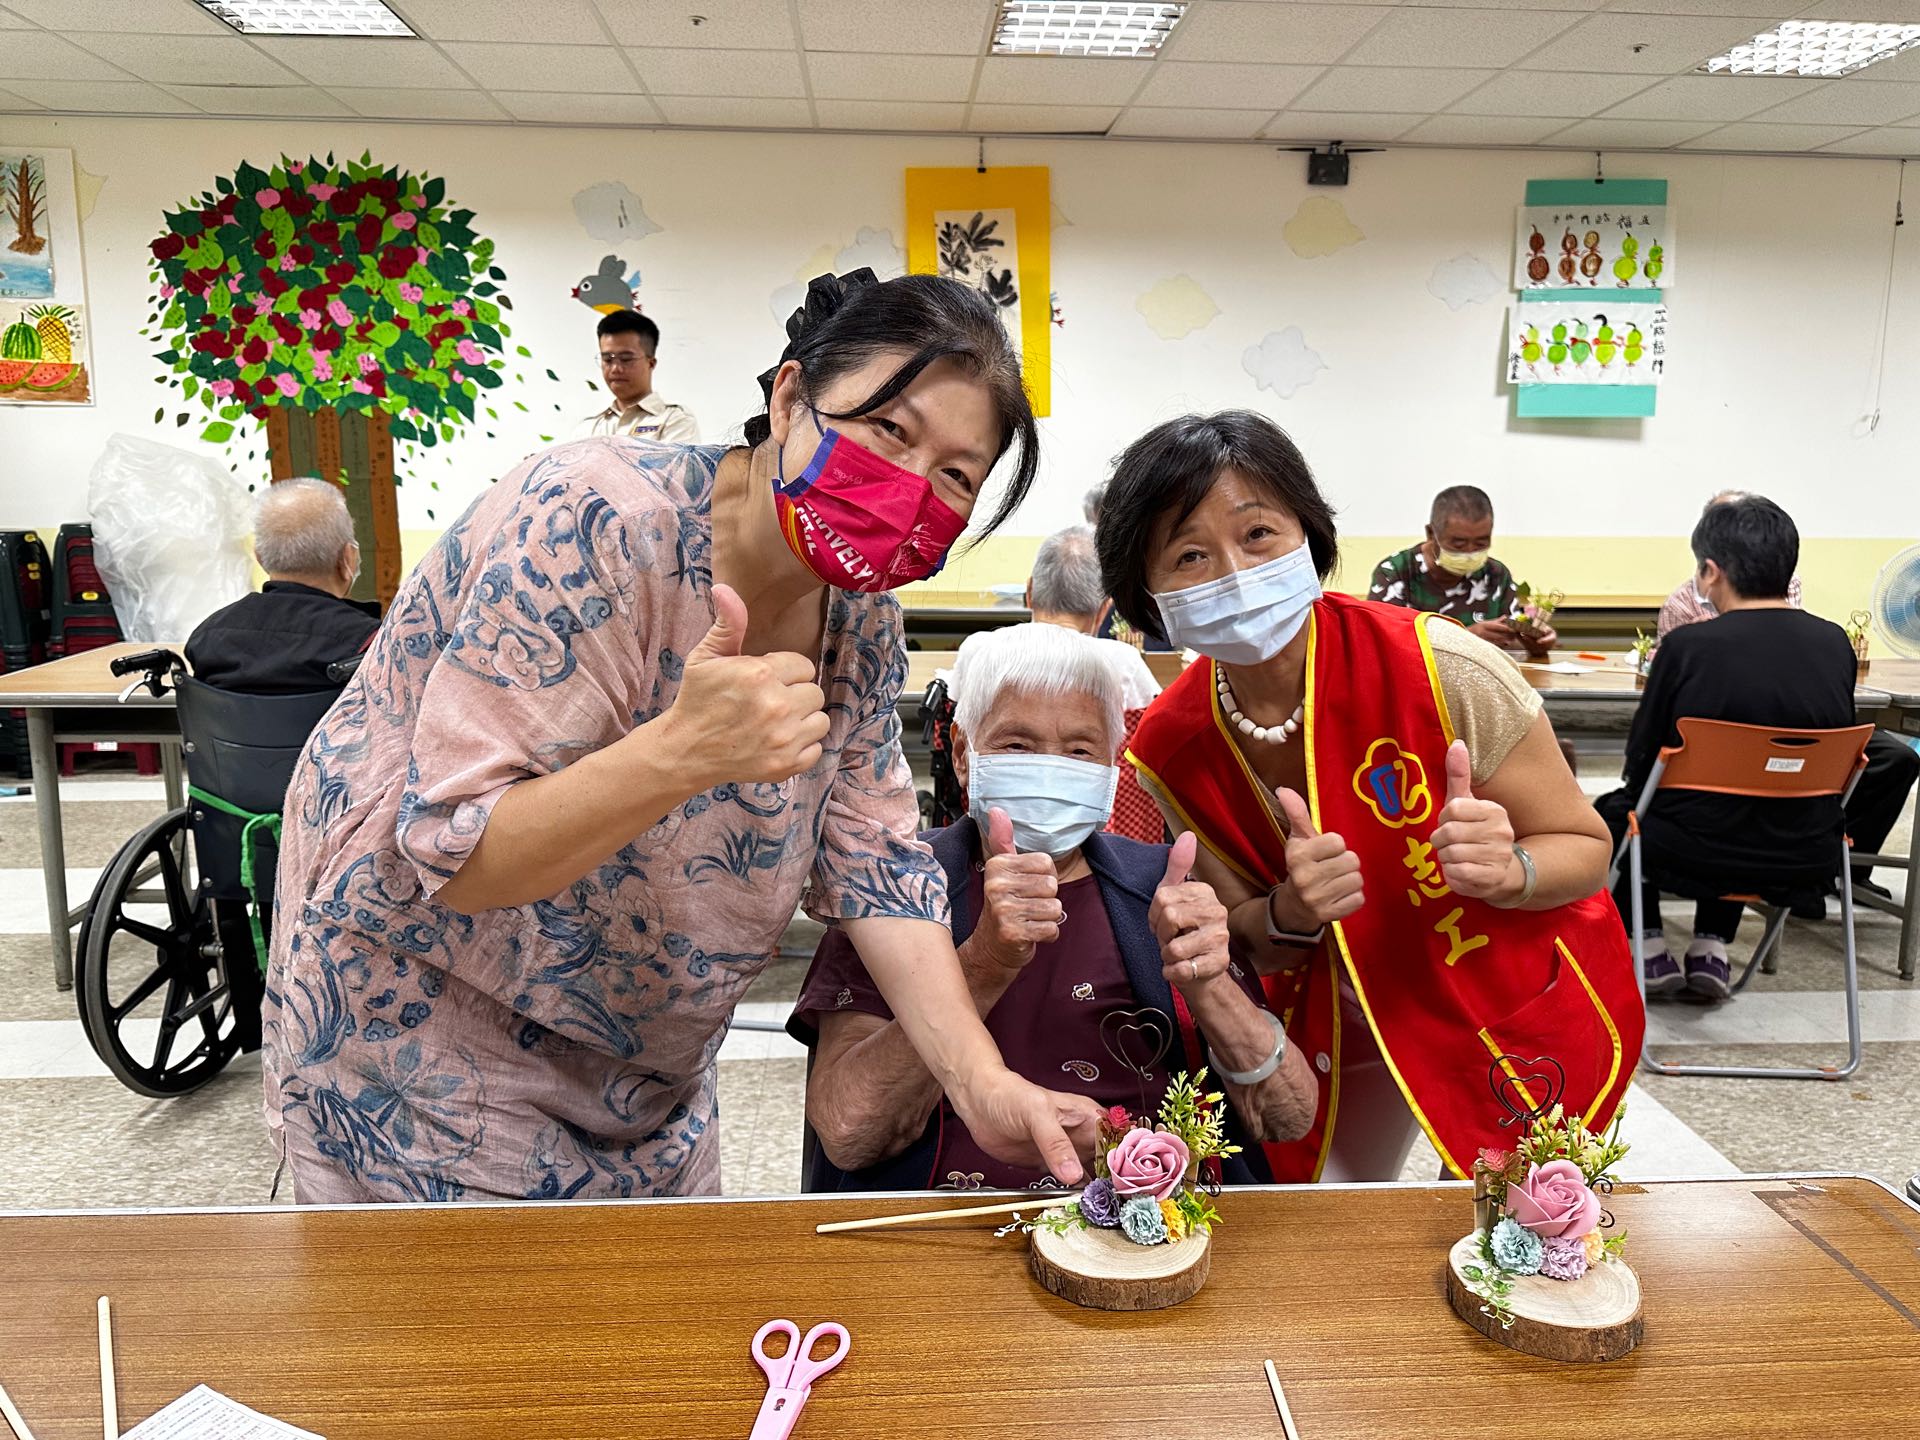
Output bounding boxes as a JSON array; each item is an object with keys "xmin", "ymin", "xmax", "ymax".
[{"xmin": 772, "ymin": 420, "xmax": 968, "ymax": 592}]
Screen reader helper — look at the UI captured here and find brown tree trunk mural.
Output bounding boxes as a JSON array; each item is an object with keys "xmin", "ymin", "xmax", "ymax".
[{"xmin": 5, "ymin": 158, "xmax": 46, "ymax": 256}]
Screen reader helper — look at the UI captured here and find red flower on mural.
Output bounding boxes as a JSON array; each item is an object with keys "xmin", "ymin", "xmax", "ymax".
[
  {"xmin": 253, "ymin": 233, "xmax": 277, "ymax": 259},
  {"xmin": 289, "ymin": 242, "xmax": 315, "ymax": 266},
  {"xmin": 354, "ymin": 214, "xmax": 382, "ymax": 252},
  {"xmin": 241, "ymin": 337, "xmax": 269, "ymax": 366},
  {"xmin": 151, "ymin": 233, "xmax": 186, "ymax": 261},
  {"xmin": 324, "ymin": 260, "xmax": 354, "ymax": 286},
  {"xmin": 307, "ymin": 219, "xmax": 339, "ymax": 248}
]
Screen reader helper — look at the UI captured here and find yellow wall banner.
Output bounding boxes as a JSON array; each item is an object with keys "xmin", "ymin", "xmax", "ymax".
[{"xmin": 904, "ymin": 165, "xmax": 1051, "ymax": 417}]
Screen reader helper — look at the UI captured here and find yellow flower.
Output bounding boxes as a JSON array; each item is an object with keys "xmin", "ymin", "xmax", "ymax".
[
  {"xmin": 1159, "ymin": 1198, "xmax": 1189, "ymax": 1242},
  {"xmin": 1581, "ymin": 1230, "xmax": 1604, "ymax": 1265}
]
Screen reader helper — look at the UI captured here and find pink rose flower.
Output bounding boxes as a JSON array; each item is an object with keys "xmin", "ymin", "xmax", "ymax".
[
  {"xmin": 209, "ymin": 378, "xmax": 235, "ymax": 399},
  {"xmin": 308, "ymin": 182, "xmax": 336, "ymax": 201},
  {"xmin": 256, "ymin": 188, "xmax": 280, "ymax": 208},
  {"xmin": 160, "ymin": 283, "xmax": 176, "ymax": 300},
  {"xmin": 1105, "ymin": 1127, "xmax": 1190, "ymax": 1202},
  {"xmin": 450, "ymin": 368, "xmax": 463, "ymax": 383},
  {"xmin": 327, "ymin": 299, "xmax": 352, "ymax": 327},
  {"xmin": 272, "ymin": 372, "xmax": 300, "ymax": 397},
  {"xmin": 392, "ymin": 211, "xmax": 416, "ymax": 231},
  {"xmin": 456, "ymin": 337, "xmax": 482, "ymax": 365},
  {"xmin": 227, "ymin": 276, "xmax": 242, "ymax": 293},
  {"xmin": 357, "ymin": 351, "xmax": 378, "ymax": 374},
  {"xmin": 288, "ymin": 161, "xmax": 303, "ymax": 174},
  {"xmin": 1506, "ymin": 1159, "xmax": 1601, "ymax": 1239},
  {"xmin": 350, "ymin": 378, "xmax": 372, "ymax": 394},
  {"xmin": 416, "ymin": 246, "xmax": 430, "ymax": 264},
  {"xmin": 397, "ymin": 282, "xmax": 423, "ymax": 303}
]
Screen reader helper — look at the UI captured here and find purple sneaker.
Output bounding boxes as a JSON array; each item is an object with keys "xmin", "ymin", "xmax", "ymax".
[
  {"xmin": 1642, "ymin": 951, "xmax": 1684, "ymax": 997},
  {"xmin": 1685, "ymin": 950, "xmax": 1732, "ymax": 1001}
]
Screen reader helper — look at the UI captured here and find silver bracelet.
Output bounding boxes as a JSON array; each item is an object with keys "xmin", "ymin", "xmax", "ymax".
[
  {"xmin": 1209, "ymin": 1008, "xmax": 1288, "ymax": 1086},
  {"xmin": 1510, "ymin": 843, "xmax": 1538, "ymax": 907}
]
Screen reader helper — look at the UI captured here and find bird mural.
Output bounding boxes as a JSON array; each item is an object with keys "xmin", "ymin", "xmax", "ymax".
[{"xmin": 572, "ymin": 253, "xmax": 642, "ymax": 313}]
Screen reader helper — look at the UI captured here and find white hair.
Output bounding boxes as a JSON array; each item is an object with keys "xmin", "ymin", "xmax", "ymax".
[
  {"xmin": 950, "ymin": 621, "xmax": 1125, "ymax": 753},
  {"xmin": 253, "ymin": 477, "xmax": 354, "ymax": 577}
]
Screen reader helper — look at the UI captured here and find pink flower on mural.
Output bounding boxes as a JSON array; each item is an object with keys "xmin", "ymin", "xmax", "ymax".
[
  {"xmin": 227, "ymin": 276, "xmax": 242, "ymax": 293},
  {"xmin": 308, "ymin": 182, "xmax": 336, "ymax": 201},
  {"xmin": 299, "ymin": 307, "xmax": 322, "ymax": 329},
  {"xmin": 392, "ymin": 212, "xmax": 417, "ymax": 231},
  {"xmin": 350, "ymin": 378, "xmax": 372, "ymax": 394},
  {"xmin": 416, "ymin": 246, "xmax": 430, "ymax": 264},
  {"xmin": 160, "ymin": 283, "xmax": 176, "ymax": 300},
  {"xmin": 455, "ymin": 338, "xmax": 482, "ymax": 365},
  {"xmin": 450, "ymin": 368, "xmax": 463, "ymax": 383},
  {"xmin": 313, "ymin": 355, "xmax": 333, "ymax": 382},
  {"xmin": 398, "ymin": 282, "xmax": 424, "ymax": 303},
  {"xmin": 209, "ymin": 378, "xmax": 235, "ymax": 399},
  {"xmin": 278, "ymin": 253, "xmax": 297, "ymax": 271},
  {"xmin": 327, "ymin": 299, "xmax": 352, "ymax": 327},
  {"xmin": 256, "ymin": 188, "xmax": 281, "ymax": 208},
  {"xmin": 273, "ymin": 372, "xmax": 300, "ymax": 397},
  {"xmin": 357, "ymin": 351, "xmax": 378, "ymax": 374},
  {"xmin": 452, "ymin": 300, "xmax": 471, "ymax": 316}
]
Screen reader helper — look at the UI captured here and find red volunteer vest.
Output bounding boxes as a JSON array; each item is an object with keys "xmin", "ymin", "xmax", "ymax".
[{"xmin": 1128, "ymin": 594, "xmax": 1643, "ymax": 1180}]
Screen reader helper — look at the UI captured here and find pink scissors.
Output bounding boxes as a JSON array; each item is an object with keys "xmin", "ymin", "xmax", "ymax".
[{"xmin": 749, "ymin": 1318, "xmax": 849, "ymax": 1439}]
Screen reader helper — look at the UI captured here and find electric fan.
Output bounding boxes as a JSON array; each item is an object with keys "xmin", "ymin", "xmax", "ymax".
[{"xmin": 1872, "ymin": 543, "xmax": 1920, "ymax": 658}]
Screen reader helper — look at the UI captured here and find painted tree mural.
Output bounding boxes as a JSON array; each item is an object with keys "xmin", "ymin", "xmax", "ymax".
[{"xmin": 4, "ymin": 155, "xmax": 47, "ymax": 256}]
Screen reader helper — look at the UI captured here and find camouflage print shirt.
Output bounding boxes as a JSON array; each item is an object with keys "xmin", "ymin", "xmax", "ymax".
[{"xmin": 1366, "ymin": 545, "xmax": 1519, "ymax": 626}]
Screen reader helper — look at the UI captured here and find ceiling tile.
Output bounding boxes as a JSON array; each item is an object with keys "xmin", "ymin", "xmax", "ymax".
[
  {"xmin": 975, "ymin": 56, "xmax": 1152, "ymax": 105},
  {"xmin": 1819, "ymin": 126, "xmax": 1920, "ymax": 153},
  {"xmin": 1601, "ymin": 0, "xmax": 1801, "ymax": 15},
  {"xmin": 1403, "ymin": 0, "xmax": 1604, "ymax": 8},
  {"xmin": 807, "ymin": 52, "xmax": 977, "ymax": 102},
  {"xmin": 66, "ymin": 32, "xmax": 299, "ymax": 86},
  {"xmin": 0, "ymin": 31, "xmax": 138, "ymax": 80},
  {"xmin": 1110, "ymin": 106, "xmax": 1278, "ymax": 138},
  {"xmin": 1522, "ymin": 13, "xmax": 1779, "ymax": 73},
  {"xmin": 1399, "ymin": 113, "xmax": 1574, "ymax": 144},
  {"xmin": 597, "ymin": 0, "xmax": 796, "ymax": 49},
  {"xmin": 250, "ymin": 38, "xmax": 469, "ymax": 88},
  {"xmin": 969, "ymin": 102, "xmax": 1122, "ymax": 132},
  {"xmin": 1680, "ymin": 120, "xmax": 1870, "ymax": 149},
  {"xmin": 1543, "ymin": 115, "xmax": 1723, "ymax": 145},
  {"xmin": 1449, "ymin": 68, "xmax": 1654, "ymax": 115},
  {"xmin": 1, "ymin": 78, "xmax": 199, "ymax": 112},
  {"xmin": 1165, "ymin": 3, "xmax": 1394, "ymax": 65},
  {"xmin": 0, "ymin": 85, "xmax": 42, "ymax": 108},
  {"xmin": 1135, "ymin": 61, "xmax": 1321, "ymax": 109},
  {"xmin": 1345, "ymin": 7, "xmax": 1585, "ymax": 68},
  {"xmin": 629, "ymin": 46, "xmax": 805, "ymax": 96},
  {"xmin": 1795, "ymin": 0, "xmax": 1920, "ymax": 18},
  {"xmin": 333, "ymin": 87, "xmax": 511, "ymax": 119},
  {"xmin": 1602, "ymin": 74, "xmax": 1826, "ymax": 120},
  {"xmin": 1293, "ymin": 65, "xmax": 1495, "ymax": 111},
  {"xmin": 1848, "ymin": 47, "xmax": 1920, "ymax": 82},
  {"xmin": 1263, "ymin": 110, "xmax": 1421, "ymax": 141},
  {"xmin": 814, "ymin": 98, "xmax": 968, "ymax": 129},
  {"xmin": 653, "ymin": 95, "xmax": 813, "ymax": 126},
  {"xmin": 3, "ymin": 0, "xmax": 229, "ymax": 30},
  {"xmin": 798, "ymin": 0, "xmax": 994, "ymax": 54},
  {"xmin": 393, "ymin": 0, "xmax": 607, "ymax": 43},
  {"xmin": 1749, "ymin": 79, "xmax": 1920, "ymax": 125},
  {"xmin": 440, "ymin": 41, "xmax": 634, "ymax": 89},
  {"xmin": 493, "ymin": 90, "xmax": 665, "ymax": 123},
  {"xmin": 0, "ymin": 10, "xmax": 33, "ymax": 26},
  {"xmin": 164, "ymin": 84, "xmax": 353, "ymax": 116}
]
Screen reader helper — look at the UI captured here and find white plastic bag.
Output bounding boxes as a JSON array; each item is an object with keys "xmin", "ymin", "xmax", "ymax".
[{"xmin": 87, "ymin": 434, "xmax": 253, "ymax": 642}]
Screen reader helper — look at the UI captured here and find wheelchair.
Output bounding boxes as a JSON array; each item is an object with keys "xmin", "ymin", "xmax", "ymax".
[{"xmin": 74, "ymin": 647, "xmax": 350, "ymax": 1098}]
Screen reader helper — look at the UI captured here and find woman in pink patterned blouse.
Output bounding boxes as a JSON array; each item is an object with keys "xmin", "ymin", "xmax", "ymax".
[{"xmin": 262, "ymin": 272, "xmax": 1104, "ymax": 1201}]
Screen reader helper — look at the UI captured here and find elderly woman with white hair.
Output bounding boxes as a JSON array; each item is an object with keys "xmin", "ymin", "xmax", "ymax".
[
  {"xmin": 791, "ymin": 621, "xmax": 1316, "ymax": 1191},
  {"xmin": 184, "ymin": 476, "xmax": 378, "ymax": 694}
]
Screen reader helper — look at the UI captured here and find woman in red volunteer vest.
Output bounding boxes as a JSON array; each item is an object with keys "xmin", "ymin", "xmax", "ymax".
[{"xmin": 1097, "ymin": 412, "xmax": 1643, "ymax": 1183}]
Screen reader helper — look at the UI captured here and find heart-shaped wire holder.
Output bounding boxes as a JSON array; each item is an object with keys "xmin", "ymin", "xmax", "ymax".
[{"xmin": 1098, "ymin": 1006, "xmax": 1173, "ymax": 1118}]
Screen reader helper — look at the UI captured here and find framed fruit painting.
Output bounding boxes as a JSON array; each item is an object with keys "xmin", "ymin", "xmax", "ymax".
[
  {"xmin": 0, "ymin": 300, "xmax": 90, "ymax": 404},
  {"xmin": 0, "ymin": 148, "xmax": 91, "ymax": 407}
]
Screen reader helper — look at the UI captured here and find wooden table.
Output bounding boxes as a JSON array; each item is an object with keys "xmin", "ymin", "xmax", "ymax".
[
  {"xmin": 0, "ymin": 643, "xmax": 186, "ymax": 991},
  {"xmin": 0, "ymin": 1178, "xmax": 1914, "ymax": 1437}
]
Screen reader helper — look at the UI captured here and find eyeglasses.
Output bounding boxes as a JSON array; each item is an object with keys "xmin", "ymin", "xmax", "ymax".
[{"xmin": 599, "ymin": 351, "xmax": 648, "ymax": 369}]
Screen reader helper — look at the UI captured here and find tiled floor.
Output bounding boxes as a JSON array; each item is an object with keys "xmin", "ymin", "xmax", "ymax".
[{"xmin": 2, "ymin": 764, "xmax": 1916, "ymax": 1211}]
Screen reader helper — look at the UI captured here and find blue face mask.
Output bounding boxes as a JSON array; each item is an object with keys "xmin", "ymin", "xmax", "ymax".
[
  {"xmin": 968, "ymin": 753, "xmax": 1118, "ymax": 857},
  {"xmin": 1151, "ymin": 541, "xmax": 1323, "ymax": 666}
]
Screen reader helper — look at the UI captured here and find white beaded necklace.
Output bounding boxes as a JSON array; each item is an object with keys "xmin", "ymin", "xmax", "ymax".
[{"xmin": 1217, "ymin": 667, "xmax": 1304, "ymax": 745}]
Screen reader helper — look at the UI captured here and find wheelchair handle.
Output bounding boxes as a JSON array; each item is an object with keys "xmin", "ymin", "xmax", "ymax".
[
  {"xmin": 325, "ymin": 652, "xmax": 365, "ymax": 685},
  {"xmin": 110, "ymin": 648, "xmax": 184, "ymax": 679}
]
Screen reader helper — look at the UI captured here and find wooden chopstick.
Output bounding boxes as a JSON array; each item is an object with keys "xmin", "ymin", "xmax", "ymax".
[
  {"xmin": 1264, "ymin": 1359, "xmax": 1301, "ymax": 1440},
  {"xmin": 0, "ymin": 1379, "xmax": 38, "ymax": 1440},
  {"xmin": 816, "ymin": 1194, "xmax": 1073, "ymax": 1234},
  {"xmin": 97, "ymin": 1297, "xmax": 118, "ymax": 1440}
]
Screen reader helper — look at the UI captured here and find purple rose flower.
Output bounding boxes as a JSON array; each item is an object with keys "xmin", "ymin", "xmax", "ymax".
[
  {"xmin": 1538, "ymin": 1233, "xmax": 1590, "ymax": 1281},
  {"xmin": 1080, "ymin": 1177, "xmax": 1121, "ymax": 1228}
]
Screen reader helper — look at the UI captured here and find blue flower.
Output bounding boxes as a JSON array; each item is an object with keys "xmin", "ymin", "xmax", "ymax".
[
  {"xmin": 1491, "ymin": 1216, "xmax": 1545, "ymax": 1275},
  {"xmin": 1080, "ymin": 1177, "xmax": 1121, "ymax": 1228},
  {"xmin": 1119, "ymin": 1195, "xmax": 1168, "ymax": 1246}
]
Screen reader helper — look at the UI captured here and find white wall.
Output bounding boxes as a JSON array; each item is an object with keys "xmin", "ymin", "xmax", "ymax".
[{"xmin": 2, "ymin": 113, "xmax": 1917, "ymax": 575}]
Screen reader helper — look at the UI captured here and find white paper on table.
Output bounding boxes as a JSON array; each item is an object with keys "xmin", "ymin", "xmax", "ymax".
[
  {"xmin": 120, "ymin": 1385, "xmax": 326, "ymax": 1440},
  {"xmin": 1516, "ymin": 661, "xmax": 1596, "ymax": 674}
]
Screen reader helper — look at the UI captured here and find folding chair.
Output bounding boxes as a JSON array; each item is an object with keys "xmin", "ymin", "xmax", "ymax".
[{"xmin": 1611, "ymin": 718, "xmax": 1873, "ymax": 1081}]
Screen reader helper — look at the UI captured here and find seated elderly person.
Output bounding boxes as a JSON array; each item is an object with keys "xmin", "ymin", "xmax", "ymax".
[
  {"xmin": 185, "ymin": 478, "xmax": 379, "ymax": 693},
  {"xmin": 790, "ymin": 622, "xmax": 1313, "ymax": 1191},
  {"xmin": 1027, "ymin": 524, "xmax": 1161, "ymax": 710},
  {"xmin": 1370, "ymin": 485, "xmax": 1555, "ymax": 658}
]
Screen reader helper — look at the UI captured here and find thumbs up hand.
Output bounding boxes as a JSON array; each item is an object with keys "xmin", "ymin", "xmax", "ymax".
[
  {"xmin": 973, "ymin": 807, "xmax": 1063, "ymax": 972},
  {"xmin": 1149, "ymin": 832, "xmax": 1233, "ymax": 993},
  {"xmin": 669, "ymin": 582, "xmax": 830, "ymax": 789},
  {"xmin": 1274, "ymin": 787, "xmax": 1364, "ymax": 925},
  {"xmin": 1431, "ymin": 739, "xmax": 1519, "ymax": 901}
]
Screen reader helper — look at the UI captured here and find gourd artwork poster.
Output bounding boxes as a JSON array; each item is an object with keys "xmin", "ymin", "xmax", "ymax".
[{"xmin": 1511, "ymin": 179, "xmax": 1673, "ymax": 292}]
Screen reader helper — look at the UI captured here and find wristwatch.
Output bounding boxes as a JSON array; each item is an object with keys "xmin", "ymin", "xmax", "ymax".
[
  {"xmin": 1265, "ymin": 883, "xmax": 1327, "ymax": 947},
  {"xmin": 1210, "ymin": 1009, "xmax": 1289, "ymax": 1086}
]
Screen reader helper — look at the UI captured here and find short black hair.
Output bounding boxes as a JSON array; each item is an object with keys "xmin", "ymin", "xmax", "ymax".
[
  {"xmin": 1691, "ymin": 494, "xmax": 1797, "ymax": 600},
  {"xmin": 1095, "ymin": 411, "xmax": 1338, "ymax": 643},
  {"xmin": 1431, "ymin": 484, "xmax": 1492, "ymax": 530},
  {"xmin": 597, "ymin": 309, "xmax": 658, "ymax": 354}
]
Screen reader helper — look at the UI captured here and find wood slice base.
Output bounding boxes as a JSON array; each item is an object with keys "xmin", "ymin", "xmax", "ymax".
[
  {"xmin": 1030, "ymin": 1220, "xmax": 1210, "ymax": 1311},
  {"xmin": 1446, "ymin": 1232, "xmax": 1643, "ymax": 1363}
]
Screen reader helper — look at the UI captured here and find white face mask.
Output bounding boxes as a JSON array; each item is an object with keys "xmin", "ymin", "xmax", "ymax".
[
  {"xmin": 968, "ymin": 753, "xmax": 1118, "ymax": 858},
  {"xmin": 1151, "ymin": 541, "xmax": 1323, "ymax": 667},
  {"xmin": 1435, "ymin": 547, "xmax": 1490, "ymax": 578}
]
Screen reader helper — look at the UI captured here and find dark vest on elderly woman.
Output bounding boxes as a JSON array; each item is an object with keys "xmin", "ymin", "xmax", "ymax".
[{"xmin": 789, "ymin": 817, "xmax": 1276, "ymax": 1192}]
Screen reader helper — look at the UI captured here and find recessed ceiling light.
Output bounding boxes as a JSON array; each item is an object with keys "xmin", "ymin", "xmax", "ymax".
[
  {"xmin": 992, "ymin": 2, "xmax": 1189, "ymax": 58},
  {"xmin": 191, "ymin": 1, "xmax": 414, "ymax": 37},
  {"xmin": 1699, "ymin": 19, "xmax": 1920, "ymax": 78}
]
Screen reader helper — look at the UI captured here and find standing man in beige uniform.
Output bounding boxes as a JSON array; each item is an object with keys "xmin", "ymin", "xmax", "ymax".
[{"xmin": 581, "ymin": 309, "xmax": 700, "ymax": 442}]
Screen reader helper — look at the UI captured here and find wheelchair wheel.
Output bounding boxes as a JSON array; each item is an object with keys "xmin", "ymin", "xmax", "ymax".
[{"xmin": 76, "ymin": 808, "xmax": 242, "ymax": 1098}]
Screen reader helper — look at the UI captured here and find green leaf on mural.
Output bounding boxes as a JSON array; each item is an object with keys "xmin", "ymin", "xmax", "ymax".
[{"xmin": 201, "ymin": 421, "xmax": 234, "ymax": 444}]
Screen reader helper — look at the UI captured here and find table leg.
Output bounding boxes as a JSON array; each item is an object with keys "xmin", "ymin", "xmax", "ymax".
[
  {"xmin": 160, "ymin": 740, "xmax": 185, "ymax": 810},
  {"xmin": 1901, "ymin": 783, "xmax": 1920, "ymax": 983},
  {"xmin": 26, "ymin": 708, "xmax": 73, "ymax": 992}
]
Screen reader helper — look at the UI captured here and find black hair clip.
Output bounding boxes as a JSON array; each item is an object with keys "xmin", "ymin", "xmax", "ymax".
[{"xmin": 756, "ymin": 267, "xmax": 882, "ymax": 403}]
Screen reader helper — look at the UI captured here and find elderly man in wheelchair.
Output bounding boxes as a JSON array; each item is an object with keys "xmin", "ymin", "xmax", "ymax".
[{"xmin": 76, "ymin": 480, "xmax": 376, "ymax": 1098}]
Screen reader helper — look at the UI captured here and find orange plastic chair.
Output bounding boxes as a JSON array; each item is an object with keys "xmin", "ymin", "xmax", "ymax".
[{"xmin": 1611, "ymin": 718, "xmax": 1873, "ymax": 1081}]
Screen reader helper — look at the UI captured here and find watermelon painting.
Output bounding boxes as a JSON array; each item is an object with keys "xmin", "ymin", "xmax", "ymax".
[{"xmin": 0, "ymin": 297, "xmax": 89, "ymax": 404}]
